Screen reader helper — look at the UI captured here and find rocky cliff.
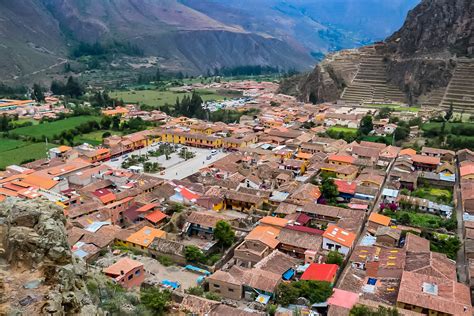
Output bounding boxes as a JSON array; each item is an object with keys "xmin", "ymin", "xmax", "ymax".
[
  {"xmin": 0, "ymin": 198, "xmax": 99, "ymax": 315},
  {"xmin": 286, "ymin": 0, "xmax": 474, "ymax": 108}
]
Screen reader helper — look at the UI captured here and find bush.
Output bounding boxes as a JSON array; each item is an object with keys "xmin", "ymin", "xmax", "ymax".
[
  {"xmin": 204, "ymin": 292, "xmax": 221, "ymax": 301},
  {"xmin": 186, "ymin": 286, "xmax": 204, "ymax": 296},
  {"xmin": 326, "ymin": 250, "xmax": 344, "ymax": 266},
  {"xmin": 276, "ymin": 280, "xmax": 332, "ymax": 306},
  {"xmin": 184, "ymin": 245, "xmax": 206, "ymax": 263},
  {"xmin": 157, "ymin": 255, "xmax": 174, "ymax": 267},
  {"xmin": 140, "ymin": 287, "xmax": 172, "ymax": 315}
]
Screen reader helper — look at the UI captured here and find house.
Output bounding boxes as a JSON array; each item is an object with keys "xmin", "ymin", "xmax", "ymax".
[
  {"xmin": 328, "ymin": 155, "xmax": 355, "ymax": 166},
  {"xmin": 322, "ymin": 225, "xmax": 356, "ymax": 256},
  {"xmin": 277, "ymin": 228, "xmax": 322, "ymax": 259},
  {"xmin": 411, "ymin": 154, "xmax": 440, "ymax": 172},
  {"xmin": 367, "ymin": 213, "xmax": 391, "ymax": 233},
  {"xmin": 460, "ymin": 163, "xmax": 474, "ymax": 180},
  {"xmin": 103, "ymin": 257, "xmax": 144, "ymax": 288},
  {"xmin": 148, "ymin": 238, "xmax": 186, "ymax": 264},
  {"xmin": 281, "ymin": 159, "xmax": 306, "ymax": 175},
  {"xmin": 301, "ymin": 263, "xmax": 338, "ymax": 284},
  {"xmin": 289, "ymin": 183, "xmax": 321, "ymax": 203},
  {"xmin": 253, "ymin": 250, "xmax": 298, "ymax": 281},
  {"xmin": 119, "ymin": 226, "xmax": 167, "ymax": 251},
  {"xmin": 224, "ymin": 190, "xmax": 265, "ymax": 212},
  {"xmin": 381, "ymin": 188, "xmax": 399, "ymax": 203},
  {"xmin": 184, "ymin": 211, "xmax": 229, "ymax": 238},
  {"xmin": 234, "ymin": 225, "xmax": 280, "ymax": 268},
  {"xmin": 396, "ymin": 271, "xmax": 471, "ymax": 315},
  {"xmin": 259, "ymin": 216, "xmax": 289, "ymax": 229},
  {"xmin": 207, "ymin": 266, "xmax": 245, "ymax": 300},
  {"xmin": 375, "ymin": 226, "xmax": 401, "ymax": 247},
  {"xmin": 421, "ymin": 147, "xmax": 455, "ymax": 162}
]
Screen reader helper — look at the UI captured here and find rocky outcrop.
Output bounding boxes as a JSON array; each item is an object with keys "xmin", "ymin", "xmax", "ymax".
[
  {"xmin": 292, "ymin": 0, "xmax": 474, "ymax": 106},
  {"xmin": 0, "ymin": 198, "xmax": 99, "ymax": 315}
]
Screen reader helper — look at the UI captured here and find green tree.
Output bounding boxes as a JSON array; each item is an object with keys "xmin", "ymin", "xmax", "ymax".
[
  {"xmin": 398, "ymin": 212, "xmax": 411, "ymax": 225},
  {"xmin": 376, "ymin": 107, "xmax": 392, "ymax": 119},
  {"xmin": 276, "ymin": 280, "xmax": 332, "ymax": 306},
  {"xmin": 394, "ymin": 126, "xmax": 409, "ymax": 142},
  {"xmin": 140, "ymin": 287, "xmax": 171, "ymax": 315},
  {"xmin": 111, "ymin": 115, "xmax": 121, "ymax": 130},
  {"xmin": 350, "ymin": 305, "xmax": 399, "ymax": 316},
  {"xmin": 359, "ymin": 115, "xmax": 374, "ymax": 135},
  {"xmin": 445, "ymin": 102, "xmax": 454, "ymax": 121},
  {"xmin": 326, "ymin": 250, "xmax": 344, "ymax": 266},
  {"xmin": 214, "ymin": 220, "xmax": 235, "ymax": 248},
  {"xmin": 320, "ymin": 176, "xmax": 339, "ymax": 202},
  {"xmin": 65, "ymin": 76, "xmax": 84, "ymax": 97},
  {"xmin": 100, "ymin": 115, "xmax": 112, "ymax": 129},
  {"xmin": 184, "ymin": 245, "xmax": 205, "ymax": 263},
  {"xmin": 32, "ymin": 83, "xmax": 45, "ymax": 102}
]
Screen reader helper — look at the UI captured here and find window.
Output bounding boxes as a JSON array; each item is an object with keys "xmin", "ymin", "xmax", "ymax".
[
  {"xmin": 128, "ymin": 274, "xmax": 133, "ymax": 280},
  {"xmin": 213, "ymin": 284, "xmax": 220, "ymax": 288},
  {"xmin": 135, "ymin": 269, "xmax": 141, "ymax": 276},
  {"xmin": 229, "ymin": 288, "xmax": 234, "ymax": 292}
]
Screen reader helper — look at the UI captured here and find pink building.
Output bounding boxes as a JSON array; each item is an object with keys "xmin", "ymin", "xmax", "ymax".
[{"xmin": 103, "ymin": 257, "xmax": 145, "ymax": 288}]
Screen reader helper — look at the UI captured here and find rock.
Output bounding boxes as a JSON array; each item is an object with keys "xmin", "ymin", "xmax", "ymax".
[
  {"xmin": 295, "ymin": 297, "xmax": 310, "ymax": 306},
  {"xmin": 23, "ymin": 278, "xmax": 43, "ymax": 289},
  {"xmin": 19, "ymin": 295, "xmax": 39, "ymax": 307}
]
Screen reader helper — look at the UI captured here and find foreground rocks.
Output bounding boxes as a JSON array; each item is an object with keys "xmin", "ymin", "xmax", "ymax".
[{"xmin": 0, "ymin": 198, "xmax": 100, "ymax": 315}]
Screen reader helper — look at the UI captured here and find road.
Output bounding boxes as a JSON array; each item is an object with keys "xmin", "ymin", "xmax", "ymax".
[
  {"xmin": 104, "ymin": 145, "xmax": 228, "ymax": 180},
  {"xmin": 455, "ymin": 157, "xmax": 468, "ymax": 284}
]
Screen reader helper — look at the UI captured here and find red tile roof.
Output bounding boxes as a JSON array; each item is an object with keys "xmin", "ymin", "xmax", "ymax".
[
  {"xmin": 334, "ymin": 180, "xmax": 356, "ymax": 195},
  {"xmin": 323, "ymin": 225, "xmax": 356, "ymax": 248},
  {"xmin": 301, "ymin": 263, "xmax": 338, "ymax": 282},
  {"xmin": 145, "ymin": 210, "xmax": 167, "ymax": 224},
  {"xmin": 328, "ymin": 155, "xmax": 355, "ymax": 164}
]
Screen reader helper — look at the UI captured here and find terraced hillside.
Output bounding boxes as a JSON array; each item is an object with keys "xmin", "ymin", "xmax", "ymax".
[
  {"xmin": 440, "ymin": 59, "xmax": 474, "ymax": 113},
  {"xmin": 341, "ymin": 49, "xmax": 406, "ymax": 104}
]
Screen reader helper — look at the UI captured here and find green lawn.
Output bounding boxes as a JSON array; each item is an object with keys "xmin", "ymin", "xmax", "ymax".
[
  {"xmin": 0, "ymin": 142, "xmax": 54, "ymax": 169},
  {"xmin": 384, "ymin": 209, "xmax": 447, "ymax": 230},
  {"xmin": 110, "ymin": 89, "xmax": 237, "ymax": 108},
  {"xmin": 9, "ymin": 116, "xmax": 100, "ymax": 139},
  {"xmin": 421, "ymin": 122, "xmax": 472, "ymax": 133},
  {"xmin": 327, "ymin": 126, "xmax": 358, "ymax": 134},
  {"xmin": 74, "ymin": 130, "xmax": 122, "ymax": 146}
]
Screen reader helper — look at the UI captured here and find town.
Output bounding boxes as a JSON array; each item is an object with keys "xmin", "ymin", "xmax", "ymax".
[{"xmin": 1, "ymin": 74, "xmax": 474, "ymax": 316}]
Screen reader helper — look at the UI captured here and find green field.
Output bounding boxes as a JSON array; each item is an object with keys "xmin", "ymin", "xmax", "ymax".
[
  {"xmin": 363, "ymin": 103, "xmax": 421, "ymax": 112},
  {"xmin": 412, "ymin": 187, "xmax": 453, "ymax": 204},
  {"xmin": 0, "ymin": 138, "xmax": 28, "ymax": 152},
  {"xmin": 327, "ymin": 126, "xmax": 358, "ymax": 134},
  {"xmin": 9, "ymin": 116, "xmax": 100, "ymax": 139},
  {"xmin": 110, "ymin": 89, "xmax": 238, "ymax": 108},
  {"xmin": 0, "ymin": 142, "xmax": 54, "ymax": 170},
  {"xmin": 74, "ymin": 130, "xmax": 122, "ymax": 146}
]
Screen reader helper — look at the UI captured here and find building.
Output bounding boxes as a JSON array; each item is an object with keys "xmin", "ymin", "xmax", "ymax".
[
  {"xmin": 396, "ymin": 271, "xmax": 471, "ymax": 315},
  {"xmin": 300, "ymin": 263, "xmax": 338, "ymax": 284},
  {"xmin": 103, "ymin": 257, "xmax": 144, "ymax": 288},
  {"xmin": 367, "ymin": 213, "xmax": 391, "ymax": 233},
  {"xmin": 322, "ymin": 225, "xmax": 356, "ymax": 256},
  {"xmin": 118, "ymin": 226, "xmax": 167, "ymax": 251}
]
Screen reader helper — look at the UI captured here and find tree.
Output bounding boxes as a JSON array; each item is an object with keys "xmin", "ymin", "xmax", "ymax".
[
  {"xmin": 326, "ymin": 250, "xmax": 344, "ymax": 266},
  {"xmin": 319, "ymin": 176, "xmax": 339, "ymax": 202},
  {"xmin": 140, "ymin": 287, "xmax": 171, "ymax": 315},
  {"xmin": 65, "ymin": 76, "xmax": 84, "ymax": 98},
  {"xmin": 376, "ymin": 107, "xmax": 392, "ymax": 119},
  {"xmin": 350, "ymin": 305, "xmax": 399, "ymax": 316},
  {"xmin": 398, "ymin": 212, "xmax": 411, "ymax": 225},
  {"xmin": 100, "ymin": 116, "xmax": 112, "ymax": 129},
  {"xmin": 214, "ymin": 220, "xmax": 235, "ymax": 248},
  {"xmin": 276, "ymin": 280, "xmax": 333, "ymax": 306},
  {"xmin": 445, "ymin": 102, "xmax": 453, "ymax": 121},
  {"xmin": 184, "ymin": 245, "xmax": 205, "ymax": 263},
  {"xmin": 31, "ymin": 83, "xmax": 45, "ymax": 102},
  {"xmin": 111, "ymin": 115, "xmax": 121, "ymax": 130},
  {"xmin": 394, "ymin": 126, "xmax": 409, "ymax": 142},
  {"xmin": 359, "ymin": 115, "xmax": 374, "ymax": 135}
]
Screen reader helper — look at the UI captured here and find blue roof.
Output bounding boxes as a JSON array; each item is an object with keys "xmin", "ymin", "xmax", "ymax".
[
  {"xmin": 73, "ymin": 249, "xmax": 88, "ymax": 258},
  {"xmin": 185, "ymin": 265, "xmax": 211, "ymax": 275},
  {"xmin": 161, "ymin": 280, "xmax": 180, "ymax": 289}
]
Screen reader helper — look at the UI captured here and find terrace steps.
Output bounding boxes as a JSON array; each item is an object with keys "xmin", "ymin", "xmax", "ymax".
[
  {"xmin": 440, "ymin": 58, "xmax": 474, "ymax": 113},
  {"xmin": 340, "ymin": 54, "xmax": 406, "ymax": 104}
]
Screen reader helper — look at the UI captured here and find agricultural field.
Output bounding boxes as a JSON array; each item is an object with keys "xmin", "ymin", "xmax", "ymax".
[
  {"xmin": 109, "ymin": 88, "xmax": 239, "ymax": 108},
  {"xmin": 9, "ymin": 116, "xmax": 100, "ymax": 139},
  {"xmin": 363, "ymin": 103, "xmax": 421, "ymax": 112},
  {"xmin": 0, "ymin": 142, "xmax": 54, "ymax": 170},
  {"xmin": 411, "ymin": 187, "xmax": 453, "ymax": 204}
]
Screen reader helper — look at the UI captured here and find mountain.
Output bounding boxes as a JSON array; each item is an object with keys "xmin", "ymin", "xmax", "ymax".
[
  {"xmin": 284, "ymin": 0, "xmax": 474, "ymax": 112},
  {"xmin": 0, "ymin": 0, "xmax": 419, "ymax": 84}
]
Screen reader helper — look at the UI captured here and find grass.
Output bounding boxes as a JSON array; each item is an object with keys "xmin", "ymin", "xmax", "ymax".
[
  {"xmin": 412, "ymin": 187, "xmax": 453, "ymax": 204},
  {"xmin": 363, "ymin": 103, "xmax": 421, "ymax": 112},
  {"xmin": 384, "ymin": 209, "xmax": 446, "ymax": 230},
  {"xmin": 327, "ymin": 126, "xmax": 358, "ymax": 134},
  {"xmin": 0, "ymin": 138, "xmax": 28, "ymax": 152},
  {"xmin": 10, "ymin": 116, "xmax": 100, "ymax": 139},
  {"xmin": 421, "ymin": 122, "xmax": 472, "ymax": 133},
  {"xmin": 0, "ymin": 142, "xmax": 54, "ymax": 169},
  {"xmin": 110, "ymin": 88, "xmax": 237, "ymax": 108},
  {"xmin": 74, "ymin": 130, "xmax": 121, "ymax": 146}
]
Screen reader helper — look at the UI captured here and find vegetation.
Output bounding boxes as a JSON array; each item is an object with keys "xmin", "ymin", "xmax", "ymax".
[
  {"xmin": 140, "ymin": 287, "xmax": 172, "ymax": 315},
  {"xmin": 214, "ymin": 220, "xmax": 235, "ymax": 248},
  {"xmin": 72, "ymin": 41, "xmax": 143, "ymax": 58},
  {"xmin": 184, "ymin": 245, "xmax": 206, "ymax": 263},
  {"xmin": 51, "ymin": 77, "xmax": 85, "ymax": 98},
  {"xmin": 350, "ymin": 305, "xmax": 400, "ymax": 316},
  {"xmin": 157, "ymin": 255, "xmax": 174, "ymax": 267},
  {"xmin": 382, "ymin": 208, "xmax": 453, "ymax": 231},
  {"xmin": 326, "ymin": 250, "xmax": 344, "ymax": 266},
  {"xmin": 421, "ymin": 230, "xmax": 461, "ymax": 260},
  {"xmin": 276, "ymin": 280, "xmax": 333, "ymax": 306},
  {"xmin": 319, "ymin": 176, "xmax": 339, "ymax": 203},
  {"xmin": 411, "ymin": 187, "xmax": 452, "ymax": 204},
  {"xmin": 0, "ymin": 141, "xmax": 54, "ymax": 170},
  {"xmin": 186, "ymin": 286, "xmax": 204, "ymax": 296},
  {"xmin": 358, "ymin": 115, "xmax": 374, "ymax": 136},
  {"xmin": 204, "ymin": 292, "xmax": 222, "ymax": 301}
]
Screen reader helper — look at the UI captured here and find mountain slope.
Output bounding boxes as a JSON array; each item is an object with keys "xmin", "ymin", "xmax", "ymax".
[{"xmin": 286, "ymin": 0, "xmax": 474, "ymax": 110}]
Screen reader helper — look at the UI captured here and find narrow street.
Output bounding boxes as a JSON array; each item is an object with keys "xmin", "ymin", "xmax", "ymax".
[{"xmin": 455, "ymin": 158, "xmax": 468, "ymax": 284}]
